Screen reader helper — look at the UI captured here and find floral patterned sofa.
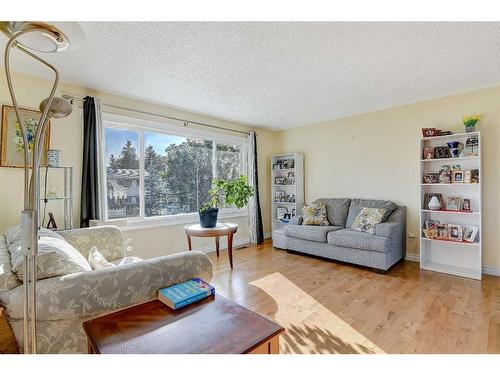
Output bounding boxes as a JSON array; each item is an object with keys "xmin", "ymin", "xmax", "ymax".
[{"xmin": 0, "ymin": 225, "xmax": 213, "ymax": 354}]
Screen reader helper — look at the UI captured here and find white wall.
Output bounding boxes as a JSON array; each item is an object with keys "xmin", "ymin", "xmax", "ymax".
[{"xmin": 276, "ymin": 85, "xmax": 500, "ymax": 270}]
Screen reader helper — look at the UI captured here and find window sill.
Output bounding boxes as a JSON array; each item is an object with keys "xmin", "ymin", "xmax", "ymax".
[{"xmin": 98, "ymin": 209, "xmax": 249, "ymax": 232}]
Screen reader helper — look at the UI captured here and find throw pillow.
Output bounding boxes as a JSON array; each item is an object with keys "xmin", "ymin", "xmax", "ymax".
[
  {"xmin": 88, "ymin": 246, "xmax": 115, "ymax": 270},
  {"xmin": 302, "ymin": 202, "xmax": 329, "ymax": 226},
  {"xmin": 351, "ymin": 207, "xmax": 386, "ymax": 234},
  {"xmin": 6, "ymin": 226, "xmax": 92, "ymax": 281}
]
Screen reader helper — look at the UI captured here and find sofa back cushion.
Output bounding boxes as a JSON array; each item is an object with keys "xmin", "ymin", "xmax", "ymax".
[
  {"xmin": 314, "ymin": 198, "xmax": 351, "ymax": 227},
  {"xmin": 0, "ymin": 235, "xmax": 21, "ymax": 291},
  {"xmin": 346, "ymin": 199, "xmax": 397, "ymax": 228},
  {"xmin": 5, "ymin": 226, "xmax": 91, "ymax": 281}
]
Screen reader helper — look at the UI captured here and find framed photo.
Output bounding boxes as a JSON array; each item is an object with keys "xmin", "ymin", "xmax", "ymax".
[
  {"xmin": 434, "ymin": 146, "xmax": 449, "ymax": 159},
  {"xmin": 452, "ymin": 170, "xmax": 464, "ymax": 183},
  {"xmin": 436, "ymin": 224, "xmax": 449, "ymax": 240},
  {"xmin": 463, "ymin": 170, "xmax": 472, "ymax": 183},
  {"xmin": 274, "ymin": 176, "xmax": 286, "ymax": 185},
  {"xmin": 275, "ymin": 190, "xmax": 285, "ymax": 202},
  {"xmin": 463, "ymin": 226, "xmax": 479, "ymax": 243},
  {"xmin": 424, "ymin": 193, "xmax": 443, "ymax": 209},
  {"xmin": 446, "ymin": 196, "xmax": 461, "ymax": 211},
  {"xmin": 1, "ymin": 105, "xmax": 51, "ymax": 168},
  {"xmin": 272, "ymin": 163, "xmax": 281, "ymax": 170},
  {"xmin": 471, "ymin": 169, "xmax": 479, "ymax": 183},
  {"xmin": 425, "ymin": 219, "xmax": 440, "ymax": 229},
  {"xmin": 423, "ymin": 173, "xmax": 440, "ymax": 184},
  {"xmin": 276, "ymin": 207, "xmax": 287, "ymax": 220},
  {"xmin": 422, "ymin": 128, "xmax": 437, "ymax": 137},
  {"xmin": 461, "ymin": 198, "xmax": 471, "ymax": 212},
  {"xmin": 423, "ymin": 147, "xmax": 434, "ymax": 159},
  {"xmin": 448, "ymin": 224, "xmax": 463, "ymax": 242}
]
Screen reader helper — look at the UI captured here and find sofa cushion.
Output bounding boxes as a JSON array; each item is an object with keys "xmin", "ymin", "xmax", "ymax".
[
  {"xmin": 327, "ymin": 229, "xmax": 390, "ymax": 253},
  {"xmin": 88, "ymin": 247, "xmax": 115, "ymax": 270},
  {"xmin": 285, "ymin": 225, "xmax": 342, "ymax": 243},
  {"xmin": 6, "ymin": 226, "xmax": 92, "ymax": 281},
  {"xmin": 351, "ymin": 207, "xmax": 386, "ymax": 234},
  {"xmin": 314, "ymin": 198, "xmax": 351, "ymax": 227},
  {"xmin": 345, "ymin": 199, "xmax": 397, "ymax": 228},
  {"xmin": 302, "ymin": 202, "xmax": 329, "ymax": 226},
  {"xmin": 0, "ymin": 235, "xmax": 21, "ymax": 291}
]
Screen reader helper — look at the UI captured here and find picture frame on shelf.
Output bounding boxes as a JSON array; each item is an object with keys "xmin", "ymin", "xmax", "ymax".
[
  {"xmin": 276, "ymin": 207, "xmax": 287, "ymax": 220},
  {"xmin": 272, "ymin": 163, "xmax": 281, "ymax": 170},
  {"xmin": 274, "ymin": 176, "xmax": 287, "ymax": 185},
  {"xmin": 471, "ymin": 169, "xmax": 479, "ymax": 183},
  {"xmin": 452, "ymin": 170, "xmax": 464, "ymax": 183},
  {"xmin": 423, "ymin": 173, "xmax": 440, "ymax": 184},
  {"xmin": 461, "ymin": 198, "xmax": 471, "ymax": 212},
  {"xmin": 275, "ymin": 191, "xmax": 285, "ymax": 202},
  {"xmin": 446, "ymin": 196, "xmax": 461, "ymax": 211},
  {"xmin": 463, "ymin": 170, "xmax": 472, "ymax": 183},
  {"xmin": 463, "ymin": 226, "xmax": 479, "ymax": 243},
  {"xmin": 434, "ymin": 146, "xmax": 450, "ymax": 159},
  {"xmin": 436, "ymin": 224, "xmax": 449, "ymax": 240},
  {"xmin": 424, "ymin": 193, "xmax": 443, "ymax": 210},
  {"xmin": 448, "ymin": 224, "xmax": 463, "ymax": 242},
  {"xmin": 425, "ymin": 219, "xmax": 440, "ymax": 229},
  {"xmin": 423, "ymin": 147, "xmax": 434, "ymax": 159}
]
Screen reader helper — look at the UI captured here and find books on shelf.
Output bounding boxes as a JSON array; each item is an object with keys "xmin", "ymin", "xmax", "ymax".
[{"xmin": 158, "ymin": 278, "xmax": 215, "ymax": 310}]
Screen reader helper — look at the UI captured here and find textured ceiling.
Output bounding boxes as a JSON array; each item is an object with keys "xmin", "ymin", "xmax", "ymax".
[{"xmin": 2, "ymin": 22, "xmax": 500, "ymax": 129}]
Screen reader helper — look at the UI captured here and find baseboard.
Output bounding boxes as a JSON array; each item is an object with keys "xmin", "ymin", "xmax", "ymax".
[
  {"xmin": 483, "ymin": 266, "xmax": 500, "ymax": 276},
  {"xmin": 405, "ymin": 253, "xmax": 500, "ymax": 276},
  {"xmin": 405, "ymin": 253, "xmax": 420, "ymax": 262}
]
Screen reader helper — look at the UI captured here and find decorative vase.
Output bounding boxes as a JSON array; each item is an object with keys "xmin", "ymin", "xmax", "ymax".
[
  {"xmin": 199, "ymin": 208, "xmax": 219, "ymax": 228},
  {"xmin": 428, "ymin": 196, "xmax": 441, "ymax": 210},
  {"xmin": 47, "ymin": 149, "xmax": 61, "ymax": 167},
  {"xmin": 465, "ymin": 126, "xmax": 476, "ymax": 133}
]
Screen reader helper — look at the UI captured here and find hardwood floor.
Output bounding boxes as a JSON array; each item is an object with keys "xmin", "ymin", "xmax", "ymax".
[{"xmin": 208, "ymin": 240, "xmax": 500, "ymax": 354}]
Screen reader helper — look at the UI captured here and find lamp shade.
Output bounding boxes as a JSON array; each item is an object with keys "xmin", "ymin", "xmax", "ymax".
[{"xmin": 0, "ymin": 21, "xmax": 83, "ymax": 53}]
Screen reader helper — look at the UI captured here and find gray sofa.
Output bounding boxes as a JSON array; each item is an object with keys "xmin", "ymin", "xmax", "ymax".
[{"xmin": 273, "ymin": 198, "xmax": 406, "ymax": 272}]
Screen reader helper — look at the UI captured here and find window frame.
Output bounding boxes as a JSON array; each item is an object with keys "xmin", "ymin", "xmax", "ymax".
[{"xmin": 99, "ymin": 113, "xmax": 249, "ymax": 228}]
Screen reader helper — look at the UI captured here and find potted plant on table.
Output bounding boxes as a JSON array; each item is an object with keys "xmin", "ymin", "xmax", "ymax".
[
  {"xmin": 462, "ymin": 114, "xmax": 481, "ymax": 133},
  {"xmin": 199, "ymin": 175, "xmax": 254, "ymax": 228}
]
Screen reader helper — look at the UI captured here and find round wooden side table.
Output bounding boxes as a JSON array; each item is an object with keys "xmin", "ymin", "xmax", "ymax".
[{"xmin": 184, "ymin": 222, "xmax": 238, "ymax": 269}]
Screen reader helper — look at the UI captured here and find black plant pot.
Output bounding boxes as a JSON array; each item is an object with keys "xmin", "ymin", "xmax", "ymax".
[{"xmin": 199, "ymin": 208, "xmax": 219, "ymax": 228}]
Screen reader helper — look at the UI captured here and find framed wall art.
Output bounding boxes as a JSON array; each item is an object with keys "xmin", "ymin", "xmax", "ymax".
[{"xmin": 1, "ymin": 105, "xmax": 51, "ymax": 168}]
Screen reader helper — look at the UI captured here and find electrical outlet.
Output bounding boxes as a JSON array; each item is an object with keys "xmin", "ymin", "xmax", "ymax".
[{"xmin": 407, "ymin": 233, "xmax": 416, "ymax": 239}]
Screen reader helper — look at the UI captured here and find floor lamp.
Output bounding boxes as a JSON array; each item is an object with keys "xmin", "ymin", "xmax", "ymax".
[{"xmin": 1, "ymin": 21, "xmax": 83, "ymax": 354}]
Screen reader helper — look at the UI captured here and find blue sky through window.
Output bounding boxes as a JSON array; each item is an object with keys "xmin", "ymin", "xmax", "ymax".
[
  {"xmin": 145, "ymin": 132, "xmax": 185, "ymax": 154},
  {"xmin": 105, "ymin": 128, "xmax": 186, "ymax": 164}
]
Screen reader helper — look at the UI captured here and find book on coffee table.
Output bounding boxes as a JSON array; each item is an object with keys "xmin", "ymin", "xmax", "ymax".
[{"xmin": 158, "ymin": 278, "xmax": 215, "ymax": 310}]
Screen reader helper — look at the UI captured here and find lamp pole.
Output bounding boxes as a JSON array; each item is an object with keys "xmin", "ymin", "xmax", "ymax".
[{"xmin": 3, "ymin": 28, "xmax": 61, "ymax": 355}]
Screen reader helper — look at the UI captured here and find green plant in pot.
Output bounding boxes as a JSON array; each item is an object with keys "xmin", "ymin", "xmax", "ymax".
[
  {"xmin": 199, "ymin": 175, "xmax": 254, "ymax": 228},
  {"xmin": 463, "ymin": 114, "xmax": 481, "ymax": 133}
]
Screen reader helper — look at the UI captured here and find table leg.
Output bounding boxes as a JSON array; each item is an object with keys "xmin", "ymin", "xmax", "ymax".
[
  {"xmin": 215, "ymin": 236, "xmax": 220, "ymax": 257},
  {"xmin": 186, "ymin": 232, "xmax": 192, "ymax": 251},
  {"xmin": 227, "ymin": 232, "xmax": 234, "ymax": 269}
]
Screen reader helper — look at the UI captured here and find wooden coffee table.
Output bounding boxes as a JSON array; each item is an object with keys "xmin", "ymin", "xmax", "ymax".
[
  {"xmin": 184, "ymin": 223, "xmax": 238, "ymax": 268},
  {"xmin": 83, "ymin": 295, "xmax": 284, "ymax": 354}
]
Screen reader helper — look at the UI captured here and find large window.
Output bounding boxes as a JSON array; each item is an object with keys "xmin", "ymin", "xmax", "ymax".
[{"xmin": 102, "ymin": 116, "xmax": 246, "ymax": 224}]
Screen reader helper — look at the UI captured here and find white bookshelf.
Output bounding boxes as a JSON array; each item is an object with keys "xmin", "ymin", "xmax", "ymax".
[
  {"xmin": 271, "ymin": 153, "xmax": 304, "ymax": 234},
  {"xmin": 419, "ymin": 131, "xmax": 482, "ymax": 280}
]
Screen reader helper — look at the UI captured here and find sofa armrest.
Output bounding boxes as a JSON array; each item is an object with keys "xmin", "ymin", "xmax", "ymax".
[
  {"xmin": 374, "ymin": 222, "xmax": 400, "ymax": 238},
  {"xmin": 1, "ymin": 251, "xmax": 213, "ymax": 321},
  {"xmin": 289, "ymin": 215, "xmax": 303, "ymax": 225},
  {"xmin": 59, "ymin": 225, "xmax": 125, "ymax": 261}
]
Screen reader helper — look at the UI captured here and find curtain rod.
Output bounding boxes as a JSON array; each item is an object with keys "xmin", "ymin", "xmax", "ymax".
[{"xmin": 62, "ymin": 94, "xmax": 251, "ymax": 136}]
